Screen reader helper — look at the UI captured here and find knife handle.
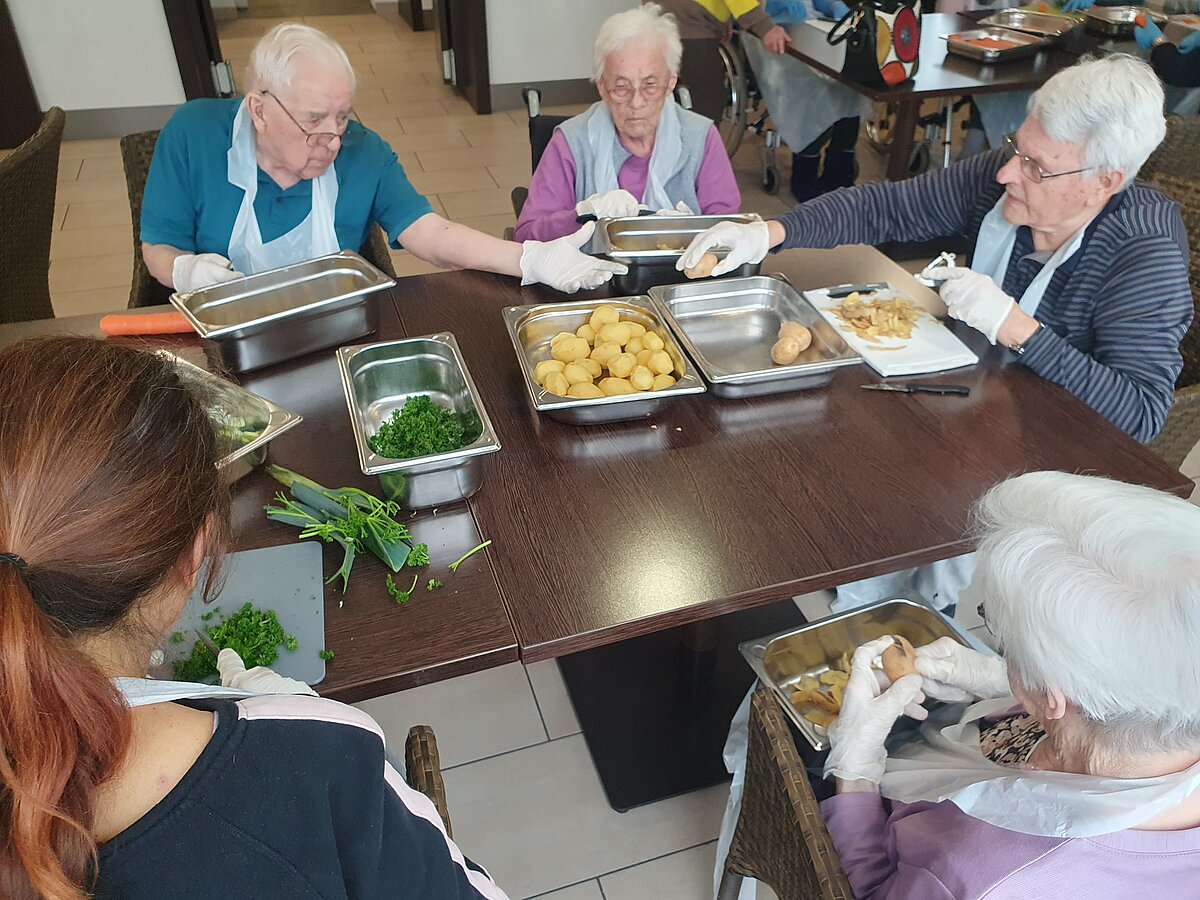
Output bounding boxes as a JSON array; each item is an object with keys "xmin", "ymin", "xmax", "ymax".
[{"xmin": 911, "ymin": 384, "xmax": 970, "ymax": 395}]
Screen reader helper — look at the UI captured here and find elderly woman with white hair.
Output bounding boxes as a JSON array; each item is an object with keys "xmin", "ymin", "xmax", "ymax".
[
  {"xmin": 815, "ymin": 471, "xmax": 1200, "ymax": 897},
  {"xmin": 513, "ymin": 3, "xmax": 740, "ymax": 242},
  {"xmin": 141, "ymin": 23, "xmax": 623, "ymax": 294}
]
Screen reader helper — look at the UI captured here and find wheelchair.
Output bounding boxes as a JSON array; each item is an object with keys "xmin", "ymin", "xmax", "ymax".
[{"xmin": 715, "ymin": 33, "xmax": 784, "ymax": 195}]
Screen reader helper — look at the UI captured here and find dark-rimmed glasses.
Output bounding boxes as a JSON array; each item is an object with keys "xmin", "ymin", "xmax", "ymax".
[
  {"xmin": 605, "ymin": 78, "xmax": 670, "ymax": 104},
  {"xmin": 262, "ymin": 90, "xmax": 358, "ymax": 147},
  {"xmin": 1001, "ymin": 133, "xmax": 1093, "ymax": 184}
]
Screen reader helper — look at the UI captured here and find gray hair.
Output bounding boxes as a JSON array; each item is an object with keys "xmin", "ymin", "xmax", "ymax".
[
  {"xmin": 1027, "ymin": 54, "xmax": 1165, "ymax": 189},
  {"xmin": 246, "ymin": 23, "xmax": 357, "ymax": 96},
  {"xmin": 592, "ymin": 3, "xmax": 682, "ymax": 82},
  {"xmin": 969, "ymin": 471, "xmax": 1200, "ymax": 757}
]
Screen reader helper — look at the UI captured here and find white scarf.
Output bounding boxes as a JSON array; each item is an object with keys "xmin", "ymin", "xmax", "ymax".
[{"xmin": 583, "ymin": 99, "xmax": 683, "ymax": 211}]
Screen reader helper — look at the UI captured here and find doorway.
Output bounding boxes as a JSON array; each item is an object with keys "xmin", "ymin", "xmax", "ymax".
[{"xmin": 240, "ymin": 0, "xmax": 375, "ymax": 16}]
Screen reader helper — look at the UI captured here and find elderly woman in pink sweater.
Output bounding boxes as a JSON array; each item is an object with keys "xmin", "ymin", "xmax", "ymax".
[
  {"xmin": 513, "ymin": 4, "xmax": 740, "ymax": 243},
  {"xmin": 821, "ymin": 471, "xmax": 1200, "ymax": 898}
]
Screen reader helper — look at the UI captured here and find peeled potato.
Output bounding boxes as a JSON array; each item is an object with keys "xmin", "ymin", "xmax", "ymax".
[
  {"xmin": 590, "ymin": 341, "xmax": 622, "ymax": 367},
  {"xmin": 598, "ymin": 322, "xmax": 633, "ymax": 347},
  {"xmin": 651, "ymin": 373, "xmax": 677, "ymax": 391},
  {"xmin": 598, "ymin": 377, "xmax": 637, "ymax": 396},
  {"xmin": 684, "ymin": 251, "xmax": 719, "ymax": 279},
  {"xmin": 778, "ymin": 321, "xmax": 813, "ymax": 352},
  {"xmin": 534, "ymin": 359, "xmax": 566, "ymax": 384},
  {"xmin": 635, "ymin": 348, "xmax": 654, "ymax": 367},
  {"xmin": 552, "ymin": 336, "xmax": 591, "ymax": 363},
  {"xmin": 608, "ymin": 352, "xmax": 637, "ymax": 379},
  {"xmin": 623, "ymin": 321, "xmax": 647, "ymax": 338},
  {"xmin": 648, "ymin": 350, "xmax": 673, "ymax": 376},
  {"xmin": 549, "ymin": 331, "xmax": 576, "ymax": 348},
  {"xmin": 543, "ymin": 371, "xmax": 570, "ymax": 396},
  {"xmin": 629, "ymin": 365, "xmax": 655, "ymax": 391},
  {"xmin": 771, "ymin": 337, "xmax": 801, "ymax": 366},
  {"xmin": 625, "ymin": 336, "xmax": 645, "ymax": 355},
  {"xmin": 567, "ymin": 381, "xmax": 605, "ymax": 399},
  {"xmin": 576, "ymin": 323, "xmax": 597, "ymax": 344},
  {"xmin": 589, "ymin": 305, "xmax": 620, "ymax": 330},
  {"xmin": 642, "ymin": 332, "xmax": 665, "ymax": 352},
  {"xmin": 562, "ymin": 362, "xmax": 593, "ymax": 385},
  {"xmin": 577, "ymin": 357, "xmax": 602, "ymax": 379}
]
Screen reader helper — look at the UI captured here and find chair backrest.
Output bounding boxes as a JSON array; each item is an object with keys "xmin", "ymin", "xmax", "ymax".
[
  {"xmin": 120, "ymin": 129, "xmax": 175, "ymax": 309},
  {"xmin": 0, "ymin": 107, "xmax": 66, "ymax": 324},
  {"xmin": 1147, "ymin": 172, "xmax": 1200, "ymax": 389},
  {"xmin": 1141, "ymin": 116, "xmax": 1200, "ymax": 186}
]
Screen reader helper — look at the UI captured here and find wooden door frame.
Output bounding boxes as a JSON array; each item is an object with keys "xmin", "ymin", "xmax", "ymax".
[
  {"xmin": 0, "ymin": 0, "xmax": 44, "ymax": 148},
  {"xmin": 162, "ymin": 0, "xmax": 224, "ymax": 100}
]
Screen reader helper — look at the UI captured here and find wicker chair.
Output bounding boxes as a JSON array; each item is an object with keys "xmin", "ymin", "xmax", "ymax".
[
  {"xmin": 405, "ymin": 724, "xmax": 452, "ymax": 836},
  {"xmin": 0, "ymin": 107, "xmax": 66, "ymax": 324},
  {"xmin": 718, "ymin": 688, "xmax": 853, "ymax": 900},
  {"xmin": 120, "ymin": 129, "xmax": 397, "ymax": 309},
  {"xmin": 1140, "ymin": 116, "xmax": 1200, "ymax": 185}
]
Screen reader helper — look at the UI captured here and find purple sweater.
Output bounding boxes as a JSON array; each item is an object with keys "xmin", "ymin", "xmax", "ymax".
[
  {"xmin": 821, "ymin": 792, "xmax": 1200, "ymax": 898},
  {"xmin": 513, "ymin": 127, "xmax": 741, "ymax": 242}
]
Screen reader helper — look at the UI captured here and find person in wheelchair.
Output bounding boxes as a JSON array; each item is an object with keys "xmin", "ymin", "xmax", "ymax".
[
  {"xmin": 513, "ymin": 4, "xmax": 741, "ymax": 243},
  {"xmin": 822, "ymin": 471, "xmax": 1200, "ymax": 898}
]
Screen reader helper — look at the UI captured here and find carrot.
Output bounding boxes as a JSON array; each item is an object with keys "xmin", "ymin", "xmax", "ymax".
[
  {"xmin": 99, "ymin": 311, "xmax": 194, "ymax": 336},
  {"xmin": 1135, "ymin": 14, "xmax": 1146, "ymax": 26}
]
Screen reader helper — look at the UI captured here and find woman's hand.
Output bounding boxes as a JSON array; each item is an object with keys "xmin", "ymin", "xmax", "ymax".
[
  {"xmin": 575, "ymin": 189, "xmax": 647, "ymax": 220},
  {"xmin": 1134, "ymin": 18, "xmax": 1164, "ymax": 51},
  {"xmin": 762, "ymin": 25, "xmax": 793, "ymax": 54},
  {"xmin": 823, "ymin": 637, "xmax": 925, "ymax": 785},
  {"xmin": 217, "ymin": 648, "xmax": 318, "ymax": 696},
  {"xmin": 914, "ymin": 636, "xmax": 1010, "ymax": 702}
]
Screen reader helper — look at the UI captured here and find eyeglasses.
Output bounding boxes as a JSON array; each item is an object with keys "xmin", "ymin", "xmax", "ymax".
[
  {"xmin": 605, "ymin": 79, "xmax": 670, "ymax": 104},
  {"xmin": 262, "ymin": 90, "xmax": 358, "ymax": 147},
  {"xmin": 1001, "ymin": 133, "xmax": 1092, "ymax": 184}
]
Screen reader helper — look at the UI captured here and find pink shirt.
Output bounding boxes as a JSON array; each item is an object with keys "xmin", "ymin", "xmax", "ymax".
[
  {"xmin": 821, "ymin": 792, "xmax": 1200, "ymax": 899},
  {"xmin": 513, "ymin": 126, "xmax": 741, "ymax": 242}
]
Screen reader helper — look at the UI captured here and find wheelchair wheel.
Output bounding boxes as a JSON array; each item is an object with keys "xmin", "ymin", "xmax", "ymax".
[
  {"xmin": 717, "ymin": 41, "xmax": 748, "ymax": 158},
  {"xmin": 908, "ymin": 142, "xmax": 931, "ymax": 177},
  {"xmin": 762, "ymin": 165, "xmax": 780, "ymax": 194},
  {"xmin": 865, "ymin": 102, "xmax": 896, "ymax": 155}
]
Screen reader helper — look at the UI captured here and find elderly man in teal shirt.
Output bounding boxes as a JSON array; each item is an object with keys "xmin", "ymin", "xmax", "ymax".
[{"xmin": 142, "ymin": 23, "xmax": 624, "ymax": 294}]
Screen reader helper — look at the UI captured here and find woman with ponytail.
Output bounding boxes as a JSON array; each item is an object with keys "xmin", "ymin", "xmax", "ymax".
[{"xmin": 0, "ymin": 337, "xmax": 509, "ymax": 900}]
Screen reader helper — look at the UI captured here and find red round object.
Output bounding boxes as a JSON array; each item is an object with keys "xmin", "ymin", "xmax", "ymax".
[
  {"xmin": 880, "ymin": 60, "xmax": 908, "ymax": 86},
  {"xmin": 893, "ymin": 6, "xmax": 920, "ymax": 64}
]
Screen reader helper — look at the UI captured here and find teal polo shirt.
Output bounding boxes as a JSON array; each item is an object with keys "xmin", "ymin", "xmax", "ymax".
[{"xmin": 141, "ymin": 98, "xmax": 433, "ymax": 255}]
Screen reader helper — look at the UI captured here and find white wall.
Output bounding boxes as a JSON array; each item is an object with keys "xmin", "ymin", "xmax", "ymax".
[
  {"xmin": 9, "ymin": 0, "xmax": 186, "ymax": 110},
  {"xmin": 485, "ymin": 0, "xmax": 636, "ymax": 84}
]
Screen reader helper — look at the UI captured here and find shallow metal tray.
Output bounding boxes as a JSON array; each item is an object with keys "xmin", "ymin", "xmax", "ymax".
[
  {"xmin": 172, "ymin": 251, "xmax": 395, "ymax": 373},
  {"xmin": 165, "ymin": 352, "xmax": 302, "ymax": 482},
  {"xmin": 502, "ymin": 298, "xmax": 706, "ymax": 425},
  {"xmin": 1084, "ymin": 5, "xmax": 1165, "ymax": 35},
  {"xmin": 648, "ymin": 276, "xmax": 861, "ymax": 399},
  {"xmin": 740, "ymin": 598, "xmax": 994, "ymax": 751},
  {"xmin": 945, "ymin": 27, "xmax": 1047, "ymax": 62},
  {"xmin": 337, "ymin": 334, "xmax": 500, "ymax": 509},
  {"xmin": 602, "ymin": 214, "xmax": 764, "ymax": 294},
  {"xmin": 979, "ymin": 8, "xmax": 1079, "ymax": 37}
]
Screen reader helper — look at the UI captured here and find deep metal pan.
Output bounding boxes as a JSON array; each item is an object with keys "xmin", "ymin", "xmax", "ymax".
[
  {"xmin": 944, "ymin": 27, "xmax": 1047, "ymax": 62},
  {"xmin": 600, "ymin": 214, "xmax": 764, "ymax": 294},
  {"xmin": 1084, "ymin": 5, "xmax": 1165, "ymax": 36},
  {"xmin": 978, "ymin": 9, "xmax": 1079, "ymax": 38},
  {"xmin": 648, "ymin": 275, "xmax": 861, "ymax": 399}
]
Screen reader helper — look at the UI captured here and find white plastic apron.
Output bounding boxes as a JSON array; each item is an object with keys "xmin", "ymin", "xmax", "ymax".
[
  {"xmin": 584, "ymin": 99, "xmax": 683, "ymax": 212},
  {"xmin": 115, "ymin": 676, "xmax": 258, "ymax": 708},
  {"xmin": 225, "ymin": 100, "xmax": 341, "ymax": 276}
]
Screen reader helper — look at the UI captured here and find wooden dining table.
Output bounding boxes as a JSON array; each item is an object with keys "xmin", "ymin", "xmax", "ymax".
[{"xmin": 5, "ymin": 244, "xmax": 1190, "ymax": 808}]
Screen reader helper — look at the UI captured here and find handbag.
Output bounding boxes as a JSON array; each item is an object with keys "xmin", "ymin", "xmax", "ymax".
[{"xmin": 827, "ymin": 0, "xmax": 921, "ymax": 88}]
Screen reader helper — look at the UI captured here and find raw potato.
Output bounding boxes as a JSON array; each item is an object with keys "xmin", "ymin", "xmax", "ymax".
[
  {"xmin": 590, "ymin": 341, "xmax": 622, "ymax": 368},
  {"xmin": 629, "ymin": 365, "xmax": 655, "ymax": 391},
  {"xmin": 651, "ymin": 373, "xmax": 676, "ymax": 391},
  {"xmin": 635, "ymin": 348, "xmax": 654, "ymax": 367},
  {"xmin": 549, "ymin": 331, "xmax": 576, "ymax": 348},
  {"xmin": 625, "ymin": 336, "xmax": 645, "ymax": 355},
  {"xmin": 771, "ymin": 337, "xmax": 801, "ymax": 366},
  {"xmin": 625, "ymin": 322, "xmax": 647, "ymax": 338},
  {"xmin": 589, "ymin": 305, "xmax": 620, "ymax": 331},
  {"xmin": 576, "ymin": 323, "xmax": 597, "ymax": 343},
  {"xmin": 685, "ymin": 251, "xmax": 719, "ymax": 279},
  {"xmin": 881, "ymin": 635, "xmax": 917, "ymax": 682},
  {"xmin": 577, "ymin": 357, "xmax": 603, "ymax": 379},
  {"xmin": 552, "ymin": 336, "xmax": 592, "ymax": 363},
  {"xmin": 778, "ymin": 321, "xmax": 813, "ymax": 352},
  {"xmin": 567, "ymin": 381, "xmax": 605, "ymax": 399},
  {"xmin": 599, "ymin": 377, "xmax": 636, "ymax": 396},
  {"xmin": 642, "ymin": 332, "xmax": 665, "ymax": 352},
  {"xmin": 648, "ymin": 350, "xmax": 673, "ymax": 376},
  {"xmin": 598, "ymin": 322, "xmax": 633, "ymax": 347},
  {"xmin": 543, "ymin": 371, "xmax": 570, "ymax": 396},
  {"xmin": 608, "ymin": 352, "xmax": 637, "ymax": 379},
  {"xmin": 562, "ymin": 362, "xmax": 594, "ymax": 385},
  {"xmin": 534, "ymin": 359, "xmax": 566, "ymax": 384}
]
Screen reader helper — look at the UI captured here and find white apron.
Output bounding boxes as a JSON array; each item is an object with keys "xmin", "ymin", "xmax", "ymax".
[
  {"xmin": 115, "ymin": 676, "xmax": 258, "ymax": 708},
  {"xmin": 226, "ymin": 100, "xmax": 341, "ymax": 276}
]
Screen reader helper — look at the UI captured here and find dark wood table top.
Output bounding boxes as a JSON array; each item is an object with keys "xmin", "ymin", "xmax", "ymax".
[
  {"xmin": 0, "ymin": 297, "xmax": 517, "ymax": 704},
  {"xmin": 385, "ymin": 247, "xmax": 1192, "ymax": 662},
  {"xmin": 784, "ymin": 12, "xmax": 1083, "ymax": 102}
]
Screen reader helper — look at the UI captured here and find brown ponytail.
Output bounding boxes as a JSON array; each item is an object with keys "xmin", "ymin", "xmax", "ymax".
[{"xmin": 0, "ymin": 338, "xmax": 230, "ymax": 899}]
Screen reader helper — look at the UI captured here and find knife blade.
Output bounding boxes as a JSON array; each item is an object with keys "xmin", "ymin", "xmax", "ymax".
[
  {"xmin": 861, "ymin": 383, "xmax": 970, "ymax": 396},
  {"xmin": 826, "ymin": 282, "xmax": 891, "ymax": 298}
]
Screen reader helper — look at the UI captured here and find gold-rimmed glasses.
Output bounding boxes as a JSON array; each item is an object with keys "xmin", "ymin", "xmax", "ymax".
[
  {"xmin": 262, "ymin": 90, "xmax": 358, "ymax": 147},
  {"xmin": 1001, "ymin": 133, "xmax": 1092, "ymax": 184}
]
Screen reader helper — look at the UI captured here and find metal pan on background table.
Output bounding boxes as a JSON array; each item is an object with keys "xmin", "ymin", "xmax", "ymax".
[
  {"xmin": 978, "ymin": 8, "xmax": 1079, "ymax": 39},
  {"xmin": 1084, "ymin": 5, "xmax": 1165, "ymax": 36},
  {"xmin": 944, "ymin": 27, "xmax": 1048, "ymax": 62}
]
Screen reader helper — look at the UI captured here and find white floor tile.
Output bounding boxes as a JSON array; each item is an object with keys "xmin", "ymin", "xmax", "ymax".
[
  {"xmin": 599, "ymin": 841, "xmax": 717, "ymax": 900},
  {"xmin": 526, "ymin": 881, "xmax": 604, "ymax": 900},
  {"xmin": 525, "ymin": 660, "xmax": 579, "ymax": 739},
  {"xmin": 443, "ymin": 735, "xmax": 729, "ymax": 899},
  {"xmin": 355, "ymin": 662, "xmax": 546, "ymax": 769},
  {"xmin": 792, "ymin": 589, "xmax": 833, "ymax": 623}
]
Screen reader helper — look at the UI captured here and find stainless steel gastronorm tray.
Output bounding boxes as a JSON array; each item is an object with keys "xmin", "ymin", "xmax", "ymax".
[
  {"xmin": 172, "ymin": 251, "xmax": 395, "ymax": 373},
  {"xmin": 502, "ymin": 297, "xmax": 706, "ymax": 425},
  {"xmin": 944, "ymin": 26, "xmax": 1047, "ymax": 62},
  {"xmin": 337, "ymin": 334, "xmax": 500, "ymax": 509},
  {"xmin": 164, "ymin": 352, "xmax": 303, "ymax": 482},
  {"xmin": 978, "ymin": 9, "xmax": 1079, "ymax": 38},
  {"xmin": 740, "ymin": 598, "xmax": 994, "ymax": 751},
  {"xmin": 1085, "ymin": 5, "xmax": 1165, "ymax": 35},
  {"xmin": 648, "ymin": 276, "xmax": 861, "ymax": 398},
  {"xmin": 601, "ymin": 214, "xmax": 764, "ymax": 294}
]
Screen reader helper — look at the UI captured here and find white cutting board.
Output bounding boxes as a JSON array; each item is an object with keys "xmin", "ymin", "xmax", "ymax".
[
  {"xmin": 151, "ymin": 542, "xmax": 326, "ymax": 686},
  {"xmin": 805, "ymin": 286, "xmax": 979, "ymax": 378}
]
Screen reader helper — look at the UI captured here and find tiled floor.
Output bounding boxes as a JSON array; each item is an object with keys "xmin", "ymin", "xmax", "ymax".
[{"xmin": 39, "ymin": 9, "xmax": 1200, "ymax": 899}]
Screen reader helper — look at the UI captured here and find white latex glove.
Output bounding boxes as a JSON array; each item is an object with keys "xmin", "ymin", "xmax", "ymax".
[
  {"xmin": 654, "ymin": 201, "xmax": 695, "ymax": 216},
  {"xmin": 575, "ymin": 189, "xmax": 648, "ymax": 220},
  {"xmin": 520, "ymin": 221, "xmax": 628, "ymax": 293},
  {"xmin": 914, "ymin": 636, "xmax": 1010, "ymax": 703},
  {"xmin": 217, "ymin": 647, "xmax": 318, "ymax": 696},
  {"xmin": 676, "ymin": 220, "xmax": 771, "ymax": 277},
  {"xmin": 172, "ymin": 252, "xmax": 244, "ymax": 292},
  {"xmin": 928, "ymin": 267, "xmax": 1017, "ymax": 344},
  {"xmin": 823, "ymin": 637, "xmax": 926, "ymax": 784}
]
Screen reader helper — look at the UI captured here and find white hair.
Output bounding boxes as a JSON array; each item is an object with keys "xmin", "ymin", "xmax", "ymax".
[
  {"xmin": 969, "ymin": 471, "xmax": 1200, "ymax": 756},
  {"xmin": 246, "ymin": 23, "xmax": 357, "ymax": 96},
  {"xmin": 1026, "ymin": 54, "xmax": 1165, "ymax": 189},
  {"xmin": 592, "ymin": 3, "xmax": 682, "ymax": 82}
]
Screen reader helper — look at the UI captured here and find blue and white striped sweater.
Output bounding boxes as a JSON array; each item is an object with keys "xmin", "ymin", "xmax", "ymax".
[{"xmin": 776, "ymin": 150, "xmax": 1192, "ymax": 443}]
